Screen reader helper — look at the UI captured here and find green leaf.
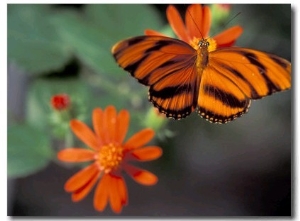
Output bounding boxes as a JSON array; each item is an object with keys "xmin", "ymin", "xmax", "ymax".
[
  {"xmin": 84, "ymin": 4, "xmax": 163, "ymax": 40},
  {"xmin": 8, "ymin": 124, "xmax": 53, "ymax": 178},
  {"xmin": 50, "ymin": 10, "xmax": 117, "ymax": 78},
  {"xmin": 8, "ymin": 4, "xmax": 72, "ymax": 75},
  {"xmin": 51, "ymin": 4, "xmax": 164, "ymax": 77}
]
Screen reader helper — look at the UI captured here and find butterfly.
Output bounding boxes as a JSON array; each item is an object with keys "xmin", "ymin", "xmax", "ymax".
[{"xmin": 111, "ymin": 5, "xmax": 291, "ymax": 124}]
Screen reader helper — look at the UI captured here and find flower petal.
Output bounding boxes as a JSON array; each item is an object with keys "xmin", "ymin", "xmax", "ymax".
[
  {"xmin": 124, "ymin": 128, "xmax": 155, "ymax": 150},
  {"xmin": 186, "ymin": 4, "xmax": 203, "ymax": 39},
  {"xmin": 57, "ymin": 148, "xmax": 95, "ymax": 162},
  {"xmin": 104, "ymin": 105, "xmax": 117, "ymax": 143},
  {"xmin": 144, "ymin": 29, "xmax": 166, "ymax": 36},
  {"xmin": 116, "ymin": 176, "xmax": 128, "ymax": 206},
  {"xmin": 70, "ymin": 120, "xmax": 99, "ymax": 150},
  {"xmin": 64, "ymin": 163, "xmax": 99, "ymax": 192},
  {"xmin": 201, "ymin": 6, "xmax": 211, "ymax": 37},
  {"xmin": 167, "ymin": 5, "xmax": 189, "ymax": 42},
  {"xmin": 71, "ymin": 170, "xmax": 101, "ymax": 202},
  {"xmin": 124, "ymin": 164, "xmax": 158, "ymax": 186},
  {"xmin": 130, "ymin": 146, "xmax": 163, "ymax": 161},
  {"xmin": 213, "ymin": 25, "xmax": 243, "ymax": 47},
  {"xmin": 108, "ymin": 175, "xmax": 123, "ymax": 213},
  {"xmin": 115, "ymin": 109, "xmax": 129, "ymax": 144},
  {"xmin": 92, "ymin": 108, "xmax": 105, "ymax": 148},
  {"xmin": 94, "ymin": 173, "xmax": 110, "ymax": 212}
]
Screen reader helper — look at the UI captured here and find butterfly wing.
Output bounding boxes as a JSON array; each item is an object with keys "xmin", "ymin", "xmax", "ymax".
[
  {"xmin": 198, "ymin": 47, "xmax": 291, "ymax": 123},
  {"xmin": 112, "ymin": 36, "xmax": 199, "ymax": 119}
]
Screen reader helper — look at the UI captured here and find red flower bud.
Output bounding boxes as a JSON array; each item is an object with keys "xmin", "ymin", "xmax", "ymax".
[{"xmin": 51, "ymin": 94, "xmax": 70, "ymax": 111}]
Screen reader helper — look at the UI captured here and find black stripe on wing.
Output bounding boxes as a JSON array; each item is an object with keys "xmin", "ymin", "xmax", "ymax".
[
  {"xmin": 236, "ymin": 50, "xmax": 284, "ymax": 94},
  {"xmin": 203, "ymin": 84, "xmax": 249, "ymax": 108}
]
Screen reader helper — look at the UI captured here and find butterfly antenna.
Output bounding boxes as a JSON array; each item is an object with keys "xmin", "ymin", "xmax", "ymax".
[
  {"xmin": 224, "ymin": 12, "xmax": 241, "ymax": 27},
  {"xmin": 210, "ymin": 11, "xmax": 241, "ymax": 37},
  {"xmin": 186, "ymin": 4, "xmax": 204, "ymax": 39}
]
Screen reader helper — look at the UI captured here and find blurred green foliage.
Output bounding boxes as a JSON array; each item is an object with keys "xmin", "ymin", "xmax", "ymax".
[
  {"xmin": 51, "ymin": 5, "xmax": 163, "ymax": 78},
  {"xmin": 7, "ymin": 4, "xmax": 164, "ymax": 178},
  {"xmin": 8, "ymin": 4, "xmax": 163, "ymax": 77},
  {"xmin": 8, "ymin": 124, "xmax": 54, "ymax": 177},
  {"xmin": 8, "ymin": 5, "xmax": 73, "ymax": 74}
]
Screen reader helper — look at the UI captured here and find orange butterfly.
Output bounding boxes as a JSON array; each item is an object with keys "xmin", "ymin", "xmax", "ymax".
[{"xmin": 111, "ymin": 4, "xmax": 291, "ymax": 124}]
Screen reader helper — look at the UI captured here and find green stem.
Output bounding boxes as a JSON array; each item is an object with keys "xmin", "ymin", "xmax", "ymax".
[{"xmin": 65, "ymin": 129, "xmax": 74, "ymax": 148}]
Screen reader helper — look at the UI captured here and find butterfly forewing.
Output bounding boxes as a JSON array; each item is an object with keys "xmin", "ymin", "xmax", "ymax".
[
  {"xmin": 209, "ymin": 47, "xmax": 291, "ymax": 98},
  {"xmin": 112, "ymin": 36, "xmax": 199, "ymax": 119}
]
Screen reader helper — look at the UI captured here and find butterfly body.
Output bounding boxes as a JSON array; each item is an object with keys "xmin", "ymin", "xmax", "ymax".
[{"xmin": 196, "ymin": 39, "xmax": 209, "ymax": 67}]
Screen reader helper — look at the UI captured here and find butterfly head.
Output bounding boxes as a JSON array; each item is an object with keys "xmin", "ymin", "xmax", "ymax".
[{"xmin": 190, "ymin": 37, "xmax": 217, "ymax": 52}]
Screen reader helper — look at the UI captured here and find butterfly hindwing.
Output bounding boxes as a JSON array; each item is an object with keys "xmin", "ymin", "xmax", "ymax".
[
  {"xmin": 112, "ymin": 36, "xmax": 199, "ymax": 119},
  {"xmin": 197, "ymin": 47, "xmax": 291, "ymax": 123},
  {"xmin": 149, "ymin": 63, "xmax": 199, "ymax": 119},
  {"xmin": 198, "ymin": 64, "xmax": 251, "ymax": 123}
]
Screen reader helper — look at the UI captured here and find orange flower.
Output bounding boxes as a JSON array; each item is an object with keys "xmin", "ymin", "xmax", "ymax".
[
  {"xmin": 57, "ymin": 106, "xmax": 162, "ymax": 214},
  {"xmin": 145, "ymin": 4, "xmax": 243, "ymax": 48}
]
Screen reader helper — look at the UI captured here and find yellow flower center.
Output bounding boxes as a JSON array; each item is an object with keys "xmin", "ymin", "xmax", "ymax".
[
  {"xmin": 190, "ymin": 37, "xmax": 217, "ymax": 52},
  {"xmin": 97, "ymin": 143, "xmax": 124, "ymax": 173}
]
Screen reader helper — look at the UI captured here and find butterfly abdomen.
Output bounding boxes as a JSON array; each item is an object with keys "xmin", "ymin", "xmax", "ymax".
[{"xmin": 194, "ymin": 39, "xmax": 210, "ymax": 74}]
